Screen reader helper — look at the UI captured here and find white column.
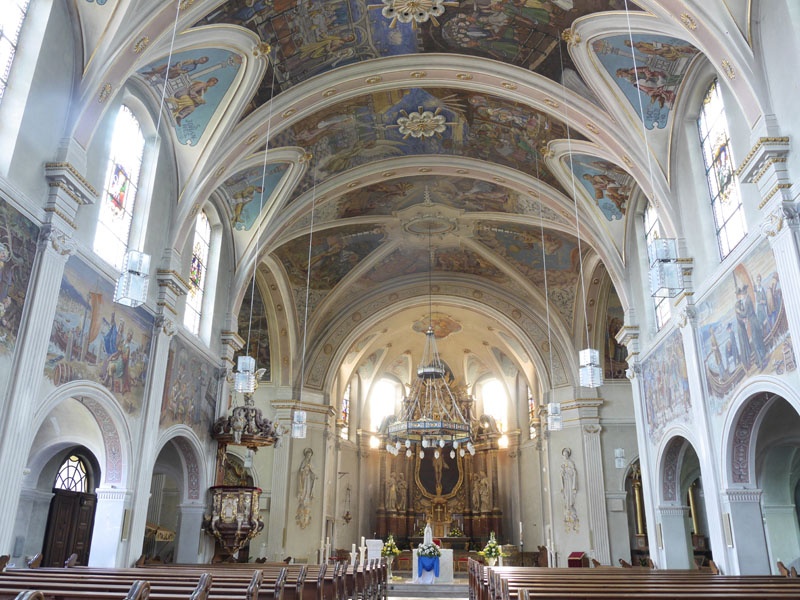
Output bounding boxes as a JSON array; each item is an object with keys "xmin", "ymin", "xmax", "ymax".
[
  {"xmin": 658, "ymin": 505, "xmax": 693, "ymax": 569},
  {"xmin": 0, "ymin": 226, "xmax": 74, "ymax": 553},
  {"xmin": 721, "ymin": 489, "xmax": 769, "ymax": 574},
  {"xmin": 267, "ymin": 414, "xmax": 291, "ymax": 561},
  {"xmin": 762, "ymin": 504, "xmax": 800, "ymax": 574},
  {"xmin": 175, "ymin": 504, "xmax": 206, "ymax": 564},
  {"xmin": 582, "ymin": 424, "xmax": 610, "ymax": 565},
  {"xmin": 90, "ymin": 488, "xmax": 129, "ymax": 567},
  {"xmin": 13, "ymin": 487, "xmax": 53, "ymax": 564}
]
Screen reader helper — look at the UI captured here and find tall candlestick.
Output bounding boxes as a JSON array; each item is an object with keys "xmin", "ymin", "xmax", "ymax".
[
  {"xmin": 361, "ymin": 535, "xmax": 365, "ymax": 547},
  {"xmin": 519, "ymin": 521, "xmax": 523, "ymax": 545}
]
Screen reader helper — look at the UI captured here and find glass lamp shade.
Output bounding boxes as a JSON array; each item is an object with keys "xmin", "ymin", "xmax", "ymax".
[
  {"xmin": 647, "ymin": 238, "xmax": 678, "ymax": 267},
  {"xmin": 114, "ymin": 250, "xmax": 151, "ymax": 307},
  {"xmin": 649, "ymin": 261, "xmax": 684, "ymax": 298},
  {"xmin": 579, "ymin": 348, "xmax": 603, "ymax": 388},
  {"xmin": 233, "ymin": 355, "xmax": 257, "ymax": 393},
  {"xmin": 547, "ymin": 402, "xmax": 562, "ymax": 432},
  {"xmin": 292, "ymin": 409, "xmax": 307, "ymax": 439}
]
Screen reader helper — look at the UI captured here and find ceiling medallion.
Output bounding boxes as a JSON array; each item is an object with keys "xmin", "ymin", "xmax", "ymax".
[
  {"xmin": 282, "ymin": 108, "xmax": 297, "ymax": 118},
  {"xmin": 456, "ymin": 73, "xmax": 473, "ymax": 80},
  {"xmin": 680, "ymin": 13, "xmax": 697, "ymax": 30},
  {"xmin": 133, "ymin": 37, "xmax": 150, "ymax": 54},
  {"xmin": 374, "ymin": 0, "xmax": 459, "ymax": 29},
  {"xmin": 586, "ymin": 122, "xmax": 600, "ymax": 134},
  {"xmin": 365, "ymin": 76, "xmax": 383, "ymax": 84},
  {"xmin": 322, "ymin": 88, "xmax": 338, "ymax": 98},
  {"xmin": 410, "ymin": 71, "xmax": 427, "ymax": 79},
  {"xmin": 396, "ymin": 106, "xmax": 449, "ymax": 139},
  {"xmin": 721, "ymin": 59, "xmax": 736, "ymax": 80},
  {"xmin": 501, "ymin": 82, "xmax": 517, "ymax": 90}
]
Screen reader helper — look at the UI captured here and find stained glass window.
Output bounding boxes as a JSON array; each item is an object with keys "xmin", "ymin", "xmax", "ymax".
[
  {"xmin": 644, "ymin": 202, "xmax": 670, "ymax": 330},
  {"xmin": 94, "ymin": 105, "xmax": 145, "ymax": 269},
  {"xmin": 184, "ymin": 211, "xmax": 211, "ymax": 335},
  {"xmin": 54, "ymin": 455, "xmax": 88, "ymax": 493},
  {"xmin": 698, "ymin": 79, "xmax": 746, "ymax": 259},
  {"xmin": 480, "ymin": 378, "xmax": 507, "ymax": 433},
  {"xmin": 0, "ymin": 0, "xmax": 30, "ymax": 103},
  {"xmin": 370, "ymin": 378, "xmax": 400, "ymax": 431},
  {"xmin": 340, "ymin": 383, "xmax": 350, "ymax": 440},
  {"xmin": 528, "ymin": 386, "xmax": 537, "ymax": 439}
]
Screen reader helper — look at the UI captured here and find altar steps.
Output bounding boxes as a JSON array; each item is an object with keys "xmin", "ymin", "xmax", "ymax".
[{"xmin": 387, "ymin": 581, "xmax": 468, "ymax": 598}]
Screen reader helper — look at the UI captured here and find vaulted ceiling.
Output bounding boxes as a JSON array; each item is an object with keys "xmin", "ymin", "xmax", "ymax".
[{"xmin": 70, "ymin": 0, "xmax": 754, "ymax": 396}]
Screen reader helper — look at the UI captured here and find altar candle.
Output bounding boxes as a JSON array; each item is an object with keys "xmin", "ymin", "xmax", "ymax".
[
  {"xmin": 352, "ymin": 543, "xmax": 356, "ymax": 556},
  {"xmin": 519, "ymin": 521, "xmax": 523, "ymax": 544},
  {"xmin": 361, "ymin": 536, "xmax": 365, "ymax": 547}
]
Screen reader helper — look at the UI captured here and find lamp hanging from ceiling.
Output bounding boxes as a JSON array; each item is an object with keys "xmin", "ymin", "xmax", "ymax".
[{"xmin": 386, "ymin": 189, "xmax": 474, "ymax": 458}]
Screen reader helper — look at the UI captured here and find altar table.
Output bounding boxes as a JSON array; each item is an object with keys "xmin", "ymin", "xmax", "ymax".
[{"xmin": 412, "ymin": 548, "xmax": 453, "ymax": 583}]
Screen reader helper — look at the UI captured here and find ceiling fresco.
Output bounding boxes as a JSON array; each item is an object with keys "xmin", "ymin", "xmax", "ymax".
[
  {"xmin": 569, "ymin": 154, "xmax": 634, "ymax": 222},
  {"xmin": 473, "ymin": 223, "xmax": 580, "ymax": 327},
  {"xmin": 220, "ymin": 162, "xmax": 291, "ymax": 231},
  {"xmin": 330, "ymin": 176, "xmax": 573, "ymax": 222},
  {"xmin": 412, "ymin": 312, "xmax": 462, "ymax": 339},
  {"xmin": 137, "ymin": 48, "xmax": 243, "ymax": 146},
  {"xmin": 195, "ymin": 0, "xmax": 637, "ymax": 117},
  {"xmin": 235, "ymin": 280, "xmax": 272, "ymax": 382},
  {"xmin": 270, "ymin": 87, "xmax": 584, "ymax": 199},
  {"xmin": 592, "ymin": 34, "xmax": 700, "ymax": 129},
  {"xmin": 362, "ymin": 246, "xmax": 509, "ymax": 285}
]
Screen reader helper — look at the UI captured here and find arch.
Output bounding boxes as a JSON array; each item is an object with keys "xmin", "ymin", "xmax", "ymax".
[
  {"xmin": 658, "ymin": 432, "xmax": 699, "ymax": 503},
  {"xmin": 154, "ymin": 426, "xmax": 209, "ymax": 503}
]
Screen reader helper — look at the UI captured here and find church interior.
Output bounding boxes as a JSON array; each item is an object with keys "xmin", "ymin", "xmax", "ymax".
[{"xmin": 2, "ymin": 0, "xmax": 800, "ymax": 580}]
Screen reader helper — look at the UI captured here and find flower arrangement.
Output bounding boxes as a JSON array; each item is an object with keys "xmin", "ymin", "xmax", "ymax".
[
  {"xmin": 381, "ymin": 534, "xmax": 401, "ymax": 557},
  {"xmin": 448, "ymin": 525, "xmax": 464, "ymax": 537},
  {"xmin": 417, "ymin": 542, "xmax": 441, "ymax": 557},
  {"xmin": 478, "ymin": 532, "xmax": 506, "ymax": 560}
]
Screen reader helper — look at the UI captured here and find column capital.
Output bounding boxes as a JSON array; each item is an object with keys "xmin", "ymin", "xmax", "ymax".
[
  {"xmin": 657, "ymin": 504, "xmax": 690, "ymax": 518},
  {"xmin": 154, "ymin": 315, "xmax": 178, "ymax": 337},
  {"xmin": 38, "ymin": 224, "xmax": 76, "ymax": 258},
  {"xmin": 722, "ymin": 488, "xmax": 763, "ymax": 503},
  {"xmin": 44, "ymin": 161, "xmax": 97, "ymax": 229}
]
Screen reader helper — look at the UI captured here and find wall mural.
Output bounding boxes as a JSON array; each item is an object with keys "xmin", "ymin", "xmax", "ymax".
[
  {"xmin": 465, "ymin": 353, "xmax": 490, "ymax": 385},
  {"xmin": 491, "ymin": 347, "xmax": 518, "ymax": 378},
  {"xmin": 605, "ymin": 286, "xmax": 627, "ymax": 379},
  {"xmin": 386, "ymin": 354, "xmax": 410, "ymax": 383},
  {"xmin": 332, "ymin": 176, "xmax": 571, "ymax": 223},
  {"xmin": 570, "ymin": 154, "xmax": 634, "ymax": 221},
  {"xmin": 221, "ymin": 163, "xmax": 291, "ymax": 231},
  {"xmin": 235, "ymin": 280, "xmax": 271, "ymax": 382},
  {"xmin": 0, "ymin": 198, "xmax": 39, "ymax": 388},
  {"xmin": 160, "ymin": 335, "xmax": 219, "ymax": 440},
  {"xmin": 45, "ymin": 256, "xmax": 154, "ymax": 415},
  {"xmin": 473, "ymin": 223, "xmax": 579, "ymax": 329},
  {"xmin": 697, "ymin": 239, "xmax": 793, "ymax": 416},
  {"xmin": 138, "ymin": 48, "xmax": 243, "ymax": 146},
  {"xmin": 641, "ymin": 328, "xmax": 691, "ymax": 443},
  {"xmin": 196, "ymin": 1, "xmax": 631, "ymax": 115},
  {"xmin": 593, "ymin": 34, "xmax": 699, "ymax": 130},
  {"xmin": 270, "ymin": 87, "xmax": 581, "ymax": 198},
  {"xmin": 412, "ymin": 312, "xmax": 461, "ymax": 339}
]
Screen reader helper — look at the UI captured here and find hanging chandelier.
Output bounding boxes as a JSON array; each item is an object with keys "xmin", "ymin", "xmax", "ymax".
[{"xmin": 387, "ymin": 325, "xmax": 474, "ymax": 458}]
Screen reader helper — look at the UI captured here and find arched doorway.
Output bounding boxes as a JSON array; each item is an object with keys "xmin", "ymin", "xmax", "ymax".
[{"xmin": 41, "ymin": 448, "xmax": 101, "ymax": 567}]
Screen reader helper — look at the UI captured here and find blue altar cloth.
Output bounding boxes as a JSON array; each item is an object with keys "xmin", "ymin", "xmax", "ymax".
[{"xmin": 418, "ymin": 556, "xmax": 440, "ymax": 577}]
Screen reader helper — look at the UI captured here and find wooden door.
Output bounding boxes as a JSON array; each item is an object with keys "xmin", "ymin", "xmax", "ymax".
[{"xmin": 42, "ymin": 489, "xmax": 97, "ymax": 567}]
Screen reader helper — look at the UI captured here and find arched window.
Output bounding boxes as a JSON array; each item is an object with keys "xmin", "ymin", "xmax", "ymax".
[
  {"xmin": 643, "ymin": 201, "xmax": 670, "ymax": 330},
  {"xmin": 480, "ymin": 377, "xmax": 507, "ymax": 433},
  {"xmin": 0, "ymin": 1, "xmax": 31, "ymax": 103},
  {"xmin": 698, "ymin": 79, "xmax": 746, "ymax": 259},
  {"xmin": 370, "ymin": 377, "xmax": 402, "ymax": 431},
  {"xmin": 94, "ymin": 105, "xmax": 146, "ymax": 270},
  {"xmin": 184, "ymin": 210, "xmax": 211, "ymax": 335},
  {"xmin": 54, "ymin": 455, "xmax": 88, "ymax": 493},
  {"xmin": 340, "ymin": 383, "xmax": 351, "ymax": 440},
  {"xmin": 527, "ymin": 385, "xmax": 537, "ymax": 439}
]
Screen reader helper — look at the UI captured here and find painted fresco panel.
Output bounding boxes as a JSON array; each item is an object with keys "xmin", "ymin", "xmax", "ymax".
[
  {"xmin": 0, "ymin": 199, "xmax": 40, "ymax": 389},
  {"xmin": 412, "ymin": 312, "xmax": 461, "ymax": 339},
  {"xmin": 196, "ymin": 1, "xmax": 630, "ymax": 114},
  {"xmin": 593, "ymin": 35, "xmax": 699, "ymax": 129},
  {"xmin": 571, "ymin": 155, "xmax": 634, "ymax": 221},
  {"xmin": 271, "ymin": 88, "xmax": 581, "ymax": 198},
  {"xmin": 139, "ymin": 48, "xmax": 242, "ymax": 146},
  {"xmin": 362, "ymin": 246, "xmax": 507, "ymax": 285},
  {"xmin": 221, "ymin": 163, "xmax": 290, "ymax": 231},
  {"xmin": 160, "ymin": 335, "xmax": 219, "ymax": 440},
  {"xmin": 45, "ymin": 256, "xmax": 154, "ymax": 415},
  {"xmin": 641, "ymin": 329, "xmax": 691, "ymax": 444},
  {"xmin": 697, "ymin": 239, "xmax": 793, "ymax": 416}
]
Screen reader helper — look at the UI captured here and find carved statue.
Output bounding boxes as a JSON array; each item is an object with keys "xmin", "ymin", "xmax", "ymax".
[
  {"xmin": 385, "ymin": 472, "xmax": 397, "ymax": 511},
  {"xmin": 560, "ymin": 447, "xmax": 579, "ymax": 531},
  {"xmin": 396, "ymin": 472, "xmax": 407, "ymax": 511},
  {"xmin": 479, "ymin": 472, "xmax": 491, "ymax": 512}
]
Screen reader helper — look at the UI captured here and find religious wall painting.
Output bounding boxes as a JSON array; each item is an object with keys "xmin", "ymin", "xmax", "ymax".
[
  {"xmin": 235, "ymin": 281, "xmax": 271, "ymax": 382},
  {"xmin": 465, "ymin": 353, "xmax": 490, "ymax": 385},
  {"xmin": 357, "ymin": 348, "xmax": 384, "ymax": 379},
  {"xmin": 362, "ymin": 245, "xmax": 507, "ymax": 285},
  {"xmin": 412, "ymin": 312, "xmax": 461, "ymax": 339},
  {"xmin": 570, "ymin": 154, "xmax": 634, "ymax": 221},
  {"xmin": 45, "ymin": 256, "xmax": 154, "ymax": 415},
  {"xmin": 473, "ymin": 223, "xmax": 579, "ymax": 327},
  {"xmin": 697, "ymin": 239, "xmax": 792, "ymax": 417},
  {"xmin": 138, "ymin": 48, "xmax": 242, "ymax": 146},
  {"xmin": 274, "ymin": 88, "xmax": 577, "ymax": 199},
  {"xmin": 0, "ymin": 198, "xmax": 39, "ymax": 385},
  {"xmin": 221, "ymin": 162, "xmax": 291, "ymax": 231},
  {"xmin": 640, "ymin": 328, "xmax": 691, "ymax": 443},
  {"xmin": 592, "ymin": 34, "xmax": 700, "ymax": 130},
  {"xmin": 604, "ymin": 286, "xmax": 628, "ymax": 379},
  {"xmin": 386, "ymin": 353, "xmax": 410, "ymax": 382},
  {"xmin": 160, "ymin": 335, "xmax": 219, "ymax": 440},
  {"xmin": 415, "ymin": 449, "xmax": 463, "ymax": 500}
]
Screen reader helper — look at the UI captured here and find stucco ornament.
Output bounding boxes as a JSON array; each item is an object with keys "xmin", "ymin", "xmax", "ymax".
[
  {"xmin": 379, "ymin": 0, "xmax": 458, "ymax": 28},
  {"xmin": 397, "ymin": 107, "xmax": 447, "ymax": 139}
]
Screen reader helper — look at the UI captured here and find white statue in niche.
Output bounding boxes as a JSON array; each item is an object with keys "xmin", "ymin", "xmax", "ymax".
[{"xmin": 560, "ymin": 447, "xmax": 579, "ymax": 532}]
